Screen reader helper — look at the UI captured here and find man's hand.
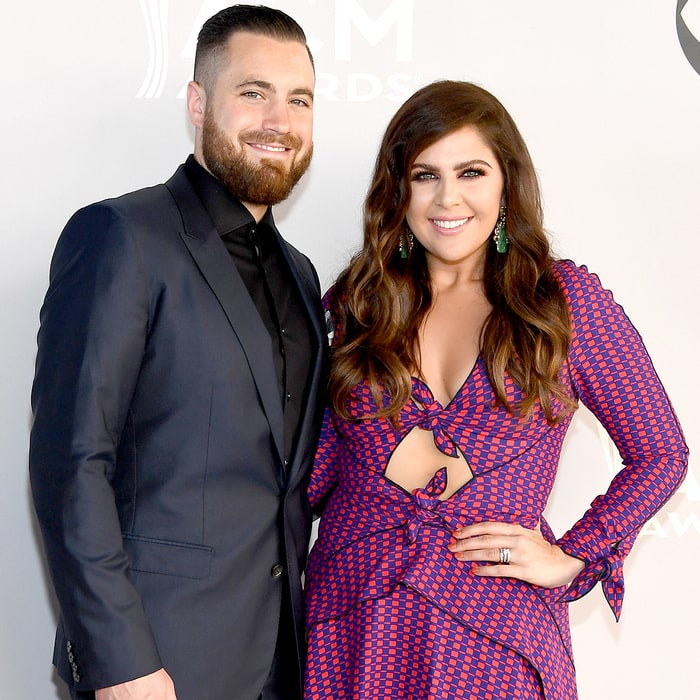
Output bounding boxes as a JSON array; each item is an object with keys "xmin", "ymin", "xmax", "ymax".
[{"xmin": 95, "ymin": 668, "xmax": 176, "ymax": 699}]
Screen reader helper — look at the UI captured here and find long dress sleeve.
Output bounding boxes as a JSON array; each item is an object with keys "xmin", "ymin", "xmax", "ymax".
[
  {"xmin": 552, "ymin": 261, "xmax": 688, "ymax": 619},
  {"xmin": 308, "ymin": 406, "xmax": 343, "ymax": 511},
  {"xmin": 308, "ymin": 290, "xmax": 344, "ymax": 512}
]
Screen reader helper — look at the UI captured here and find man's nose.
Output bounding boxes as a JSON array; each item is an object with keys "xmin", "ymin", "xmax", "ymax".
[{"xmin": 261, "ymin": 98, "xmax": 292, "ymax": 134}]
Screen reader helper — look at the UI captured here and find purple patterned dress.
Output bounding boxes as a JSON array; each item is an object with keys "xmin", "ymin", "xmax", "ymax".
[{"xmin": 304, "ymin": 260, "xmax": 687, "ymax": 699}]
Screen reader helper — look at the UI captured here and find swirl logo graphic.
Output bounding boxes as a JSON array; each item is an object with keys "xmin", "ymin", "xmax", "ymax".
[
  {"xmin": 677, "ymin": 0, "xmax": 700, "ymax": 75},
  {"xmin": 137, "ymin": 0, "xmax": 169, "ymax": 98}
]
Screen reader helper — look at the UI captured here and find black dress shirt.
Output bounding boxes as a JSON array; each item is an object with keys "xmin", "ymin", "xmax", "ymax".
[{"xmin": 184, "ymin": 155, "xmax": 314, "ymax": 473}]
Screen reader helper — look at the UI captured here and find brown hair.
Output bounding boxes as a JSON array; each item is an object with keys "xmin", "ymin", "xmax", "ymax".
[
  {"xmin": 329, "ymin": 80, "xmax": 575, "ymax": 424},
  {"xmin": 194, "ymin": 5, "xmax": 313, "ymax": 93}
]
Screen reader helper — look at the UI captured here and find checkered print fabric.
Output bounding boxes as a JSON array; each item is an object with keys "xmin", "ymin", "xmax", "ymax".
[{"xmin": 305, "ymin": 260, "xmax": 687, "ymax": 699}]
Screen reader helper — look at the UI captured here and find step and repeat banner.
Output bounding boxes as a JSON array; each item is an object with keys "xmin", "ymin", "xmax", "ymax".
[{"xmin": 1, "ymin": 1, "xmax": 698, "ymax": 698}]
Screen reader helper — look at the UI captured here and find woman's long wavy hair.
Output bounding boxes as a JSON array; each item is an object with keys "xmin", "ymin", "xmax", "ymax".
[{"xmin": 329, "ymin": 80, "xmax": 575, "ymax": 424}]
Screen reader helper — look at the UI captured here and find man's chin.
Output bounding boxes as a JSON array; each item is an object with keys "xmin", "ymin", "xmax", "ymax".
[{"xmin": 257, "ymin": 157, "xmax": 289, "ymax": 174}]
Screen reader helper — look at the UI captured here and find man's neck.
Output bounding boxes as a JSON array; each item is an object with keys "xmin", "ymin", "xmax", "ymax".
[{"xmin": 240, "ymin": 200, "xmax": 268, "ymax": 223}]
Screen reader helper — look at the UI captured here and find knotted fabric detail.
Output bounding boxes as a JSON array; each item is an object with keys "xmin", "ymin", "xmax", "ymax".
[{"xmin": 403, "ymin": 468, "xmax": 464, "ymax": 544}]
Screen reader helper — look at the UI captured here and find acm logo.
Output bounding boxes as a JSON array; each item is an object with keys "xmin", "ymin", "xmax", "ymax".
[
  {"xmin": 136, "ymin": 0, "xmax": 417, "ymax": 101},
  {"xmin": 677, "ymin": 0, "xmax": 700, "ymax": 75},
  {"xmin": 319, "ymin": 0, "xmax": 417, "ymax": 102}
]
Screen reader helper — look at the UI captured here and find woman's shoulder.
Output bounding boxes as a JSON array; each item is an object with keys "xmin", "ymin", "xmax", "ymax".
[
  {"xmin": 321, "ymin": 285, "xmax": 335, "ymax": 309},
  {"xmin": 550, "ymin": 258, "xmax": 609, "ymax": 303},
  {"xmin": 550, "ymin": 258, "xmax": 630, "ymax": 342}
]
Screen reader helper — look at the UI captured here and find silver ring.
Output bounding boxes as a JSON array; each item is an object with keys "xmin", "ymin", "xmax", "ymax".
[{"xmin": 499, "ymin": 547, "xmax": 511, "ymax": 565}]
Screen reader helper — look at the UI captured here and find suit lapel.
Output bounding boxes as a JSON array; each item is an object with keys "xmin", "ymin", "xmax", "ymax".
[
  {"xmin": 276, "ymin": 236, "xmax": 326, "ymax": 485},
  {"xmin": 165, "ymin": 167, "xmax": 285, "ymax": 463}
]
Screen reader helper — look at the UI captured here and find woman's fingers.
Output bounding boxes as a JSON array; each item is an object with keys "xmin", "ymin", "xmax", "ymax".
[{"xmin": 447, "ymin": 521, "xmax": 584, "ymax": 588}]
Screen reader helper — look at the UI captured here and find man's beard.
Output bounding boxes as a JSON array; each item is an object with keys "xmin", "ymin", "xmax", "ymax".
[{"xmin": 201, "ymin": 109, "xmax": 312, "ymax": 206}]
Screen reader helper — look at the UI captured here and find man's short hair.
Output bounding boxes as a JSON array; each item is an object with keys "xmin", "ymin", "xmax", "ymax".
[{"xmin": 194, "ymin": 4, "xmax": 313, "ymax": 93}]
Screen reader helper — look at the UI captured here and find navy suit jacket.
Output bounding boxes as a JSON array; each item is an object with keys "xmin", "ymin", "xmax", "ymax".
[{"xmin": 29, "ymin": 165, "xmax": 325, "ymax": 699}]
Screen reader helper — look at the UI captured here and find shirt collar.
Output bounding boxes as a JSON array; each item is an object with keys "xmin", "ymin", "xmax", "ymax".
[{"xmin": 183, "ymin": 154, "xmax": 278, "ymax": 240}]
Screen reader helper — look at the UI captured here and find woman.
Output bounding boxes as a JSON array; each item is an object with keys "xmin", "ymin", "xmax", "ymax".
[{"xmin": 304, "ymin": 81, "xmax": 687, "ymax": 699}]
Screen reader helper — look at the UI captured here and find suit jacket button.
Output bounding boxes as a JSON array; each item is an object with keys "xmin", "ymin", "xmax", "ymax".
[{"xmin": 270, "ymin": 564, "xmax": 284, "ymax": 579}]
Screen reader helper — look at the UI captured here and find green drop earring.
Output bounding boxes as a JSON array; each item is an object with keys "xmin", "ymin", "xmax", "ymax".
[
  {"xmin": 399, "ymin": 229, "xmax": 414, "ymax": 259},
  {"xmin": 494, "ymin": 206, "xmax": 509, "ymax": 254}
]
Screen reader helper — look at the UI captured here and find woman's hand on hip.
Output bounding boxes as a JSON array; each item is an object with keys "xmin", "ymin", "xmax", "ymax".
[{"xmin": 448, "ymin": 521, "xmax": 585, "ymax": 588}]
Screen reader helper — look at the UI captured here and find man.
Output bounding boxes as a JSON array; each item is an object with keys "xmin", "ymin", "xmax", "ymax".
[{"xmin": 29, "ymin": 6, "xmax": 324, "ymax": 699}]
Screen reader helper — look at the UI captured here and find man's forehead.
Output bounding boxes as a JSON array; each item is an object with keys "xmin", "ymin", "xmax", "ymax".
[
  {"xmin": 225, "ymin": 32, "xmax": 311, "ymax": 63},
  {"xmin": 222, "ymin": 33, "xmax": 314, "ymax": 87}
]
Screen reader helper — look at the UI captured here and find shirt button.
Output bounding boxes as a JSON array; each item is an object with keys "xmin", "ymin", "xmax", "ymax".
[
  {"xmin": 286, "ymin": 392, "xmax": 292, "ymax": 401},
  {"xmin": 281, "ymin": 327, "xmax": 287, "ymax": 336},
  {"xmin": 271, "ymin": 564, "xmax": 284, "ymax": 579}
]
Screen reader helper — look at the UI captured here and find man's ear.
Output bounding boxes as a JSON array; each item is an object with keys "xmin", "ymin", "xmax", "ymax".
[{"xmin": 186, "ymin": 81, "xmax": 206, "ymax": 128}]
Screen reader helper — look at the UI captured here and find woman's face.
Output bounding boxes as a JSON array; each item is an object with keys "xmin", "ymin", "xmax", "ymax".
[{"xmin": 405, "ymin": 125, "xmax": 504, "ymax": 275}]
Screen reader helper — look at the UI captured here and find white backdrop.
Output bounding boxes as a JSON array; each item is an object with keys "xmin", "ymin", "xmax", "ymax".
[{"xmin": 1, "ymin": 1, "xmax": 698, "ymax": 698}]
